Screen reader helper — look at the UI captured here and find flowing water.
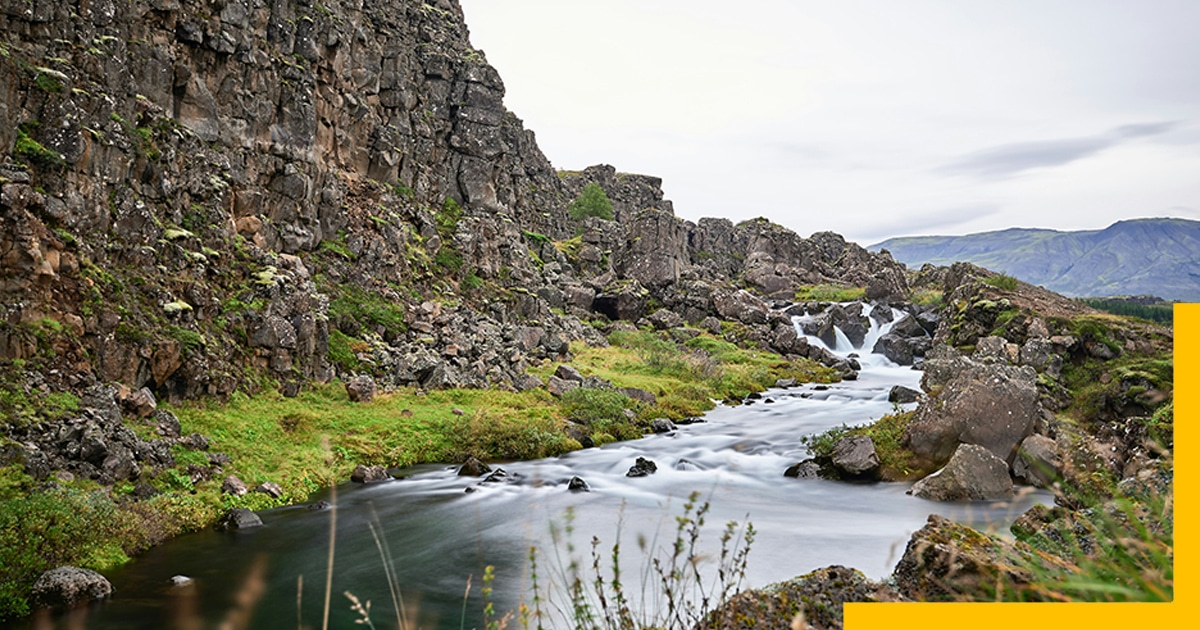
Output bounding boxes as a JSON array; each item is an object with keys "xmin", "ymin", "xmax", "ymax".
[{"xmin": 76, "ymin": 306, "xmax": 1051, "ymax": 628}]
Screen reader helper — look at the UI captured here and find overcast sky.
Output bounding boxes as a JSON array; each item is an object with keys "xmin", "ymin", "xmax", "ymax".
[{"xmin": 457, "ymin": 0, "xmax": 1200, "ymax": 245}]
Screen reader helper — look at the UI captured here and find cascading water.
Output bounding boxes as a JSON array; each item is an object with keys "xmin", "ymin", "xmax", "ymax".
[{"xmin": 75, "ymin": 302, "xmax": 1051, "ymax": 629}]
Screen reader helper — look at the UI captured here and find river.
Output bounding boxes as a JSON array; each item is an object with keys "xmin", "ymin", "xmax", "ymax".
[{"xmin": 75, "ymin": 306, "xmax": 1050, "ymax": 628}]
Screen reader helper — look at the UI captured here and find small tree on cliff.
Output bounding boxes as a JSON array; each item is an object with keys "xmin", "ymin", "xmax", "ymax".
[{"xmin": 568, "ymin": 182, "xmax": 614, "ymax": 221}]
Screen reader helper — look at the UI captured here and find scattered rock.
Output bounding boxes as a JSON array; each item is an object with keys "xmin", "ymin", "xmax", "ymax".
[
  {"xmin": 706, "ymin": 565, "xmax": 904, "ymax": 630},
  {"xmin": 831, "ymin": 435, "xmax": 881, "ymax": 477},
  {"xmin": 554, "ymin": 364, "xmax": 584, "ymax": 382},
  {"xmin": 30, "ymin": 567, "xmax": 113, "ymax": 611},
  {"xmin": 626, "ymin": 457, "xmax": 658, "ymax": 477},
  {"xmin": 255, "ymin": 482, "xmax": 284, "ymax": 498},
  {"xmin": 784, "ymin": 460, "xmax": 821, "ymax": 479},
  {"xmin": 457, "ymin": 457, "xmax": 491, "ymax": 477},
  {"xmin": 350, "ymin": 464, "xmax": 390, "ymax": 483},
  {"xmin": 908, "ymin": 444, "xmax": 1014, "ymax": 501},
  {"xmin": 567, "ymin": 476, "xmax": 590, "ymax": 492},
  {"xmin": 547, "ymin": 375, "xmax": 580, "ymax": 398},
  {"xmin": 1012, "ymin": 434, "xmax": 1061, "ymax": 488},
  {"xmin": 345, "ymin": 375, "xmax": 377, "ymax": 403},
  {"xmin": 216, "ymin": 508, "xmax": 263, "ymax": 531},
  {"xmin": 887, "ymin": 385, "xmax": 921, "ymax": 404},
  {"xmin": 649, "ymin": 418, "xmax": 676, "ymax": 433},
  {"xmin": 221, "ymin": 474, "xmax": 248, "ymax": 496},
  {"xmin": 307, "ymin": 500, "xmax": 332, "ymax": 511}
]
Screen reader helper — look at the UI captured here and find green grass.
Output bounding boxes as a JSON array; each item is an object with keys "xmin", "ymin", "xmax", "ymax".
[
  {"xmin": 800, "ymin": 411, "xmax": 922, "ymax": 480},
  {"xmin": 170, "ymin": 383, "xmax": 573, "ymax": 499},
  {"xmin": 794, "ymin": 284, "xmax": 866, "ymax": 302},
  {"xmin": 546, "ymin": 329, "xmax": 837, "ymax": 420},
  {"xmin": 983, "ymin": 273, "xmax": 1019, "ymax": 291}
]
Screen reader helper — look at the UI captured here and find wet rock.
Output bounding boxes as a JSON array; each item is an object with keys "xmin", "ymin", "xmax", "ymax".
[
  {"xmin": 784, "ymin": 460, "xmax": 821, "ymax": 479},
  {"xmin": 221, "ymin": 474, "xmax": 248, "ymax": 497},
  {"xmin": 307, "ymin": 500, "xmax": 332, "ymax": 511},
  {"xmin": 345, "ymin": 375, "xmax": 377, "ymax": 403},
  {"xmin": 908, "ymin": 444, "xmax": 1014, "ymax": 501},
  {"xmin": 457, "ymin": 457, "xmax": 491, "ymax": 477},
  {"xmin": 774, "ymin": 377, "xmax": 798, "ymax": 388},
  {"xmin": 170, "ymin": 575, "xmax": 194, "ymax": 587},
  {"xmin": 1012, "ymin": 434, "xmax": 1061, "ymax": 488},
  {"xmin": 216, "ymin": 508, "xmax": 263, "ymax": 531},
  {"xmin": 888, "ymin": 385, "xmax": 922, "ymax": 404},
  {"xmin": 649, "ymin": 418, "xmax": 676, "ymax": 433},
  {"xmin": 831, "ymin": 435, "xmax": 880, "ymax": 477},
  {"xmin": 567, "ymin": 476, "xmax": 590, "ymax": 492},
  {"xmin": 626, "ymin": 457, "xmax": 658, "ymax": 477},
  {"xmin": 482, "ymin": 468, "xmax": 508, "ymax": 483},
  {"xmin": 351, "ymin": 464, "xmax": 390, "ymax": 483},
  {"xmin": 30, "ymin": 567, "xmax": 113, "ymax": 611}
]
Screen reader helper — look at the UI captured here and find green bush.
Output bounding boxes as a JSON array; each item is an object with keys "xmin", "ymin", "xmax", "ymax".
[
  {"xmin": 984, "ymin": 274, "xmax": 1019, "ymax": 291},
  {"xmin": 0, "ymin": 488, "xmax": 133, "ymax": 620},
  {"xmin": 568, "ymin": 183, "xmax": 614, "ymax": 221}
]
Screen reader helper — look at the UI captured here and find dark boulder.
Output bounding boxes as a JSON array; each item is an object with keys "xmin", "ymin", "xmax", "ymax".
[
  {"xmin": 30, "ymin": 567, "xmax": 113, "ymax": 611},
  {"xmin": 888, "ymin": 385, "xmax": 922, "ymax": 404},
  {"xmin": 626, "ymin": 457, "xmax": 658, "ymax": 477},
  {"xmin": 567, "ymin": 476, "xmax": 590, "ymax": 492},
  {"xmin": 216, "ymin": 508, "xmax": 263, "ymax": 531},
  {"xmin": 784, "ymin": 460, "xmax": 821, "ymax": 479},
  {"xmin": 457, "ymin": 457, "xmax": 491, "ymax": 477},
  {"xmin": 553, "ymin": 364, "xmax": 584, "ymax": 383},
  {"xmin": 649, "ymin": 418, "xmax": 676, "ymax": 433}
]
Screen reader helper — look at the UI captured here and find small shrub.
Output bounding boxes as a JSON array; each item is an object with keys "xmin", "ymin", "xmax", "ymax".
[
  {"xmin": 568, "ymin": 183, "xmax": 614, "ymax": 221},
  {"xmin": 984, "ymin": 274, "xmax": 1019, "ymax": 291}
]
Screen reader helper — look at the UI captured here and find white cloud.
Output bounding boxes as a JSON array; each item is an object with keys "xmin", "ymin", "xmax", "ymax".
[{"xmin": 460, "ymin": 0, "xmax": 1200, "ymax": 244}]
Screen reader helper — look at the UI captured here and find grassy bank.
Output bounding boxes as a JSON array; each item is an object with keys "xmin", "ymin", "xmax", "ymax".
[{"xmin": 0, "ymin": 326, "xmax": 833, "ymax": 620}]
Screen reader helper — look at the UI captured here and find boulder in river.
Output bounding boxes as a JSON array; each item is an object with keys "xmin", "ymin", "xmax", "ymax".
[
  {"xmin": 908, "ymin": 444, "xmax": 1014, "ymax": 501},
  {"xmin": 216, "ymin": 508, "xmax": 263, "ymax": 531},
  {"xmin": 831, "ymin": 435, "xmax": 881, "ymax": 477},
  {"xmin": 30, "ymin": 566, "xmax": 113, "ymax": 611},
  {"xmin": 784, "ymin": 460, "xmax": 822, "ymax": 479},
  {"xmin": 457, "ymin": 457, "xmax": 491, "ymax": 477},
  {"xmin": 626, "ymin": 457, "xmax": 658, "ymax": 477},
  {"xmin": 351, "ymin": 464, "xmax": 390, "ymax": 483},
  {"xmin": 567, "ymin": 476, "xmax": 590, "ymax": 492}
]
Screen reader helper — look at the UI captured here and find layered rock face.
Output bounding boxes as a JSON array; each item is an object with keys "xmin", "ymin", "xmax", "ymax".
[{"xmin": 1, "ymin": 0, "xmax": 908, "ymax": 407}]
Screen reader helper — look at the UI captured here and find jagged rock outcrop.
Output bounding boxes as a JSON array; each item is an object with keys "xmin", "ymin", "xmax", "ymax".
[{"xmin": 903, "ymin": 350, "xmax": 1042, "ymax": 470}]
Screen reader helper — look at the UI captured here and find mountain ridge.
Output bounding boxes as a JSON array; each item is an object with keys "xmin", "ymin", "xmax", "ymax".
[{"xmin": 871, "ymin": 217, "xmax": 1200, "ymax": 301}]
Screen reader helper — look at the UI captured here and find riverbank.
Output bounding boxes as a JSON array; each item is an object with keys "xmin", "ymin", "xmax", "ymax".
[{"xmin": 0, "ymin": 325, "xmax": 836, "ymax": 620}]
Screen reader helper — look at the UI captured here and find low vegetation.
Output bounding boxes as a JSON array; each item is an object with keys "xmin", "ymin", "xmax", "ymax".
[
  {"xmin": 800, "ymin": 411, "xmax": 922, "ymax": 480},
  {"xmin": 794, "ymin": 284, "xmax": 866, "ymax": 302},
  {"xmin": 568, "ymin": 182, "xmax": 614, "ymax": 222}
]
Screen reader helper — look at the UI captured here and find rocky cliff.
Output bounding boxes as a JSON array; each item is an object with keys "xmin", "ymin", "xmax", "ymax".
[{"xmin": 1, "ymin": 0, "xmax": 905, "ymax": 423}]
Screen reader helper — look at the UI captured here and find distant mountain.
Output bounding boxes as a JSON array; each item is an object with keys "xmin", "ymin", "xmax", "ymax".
[{"xmin": 870, "ymin": 218, "xmax": 1200, "ymax": 301}]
